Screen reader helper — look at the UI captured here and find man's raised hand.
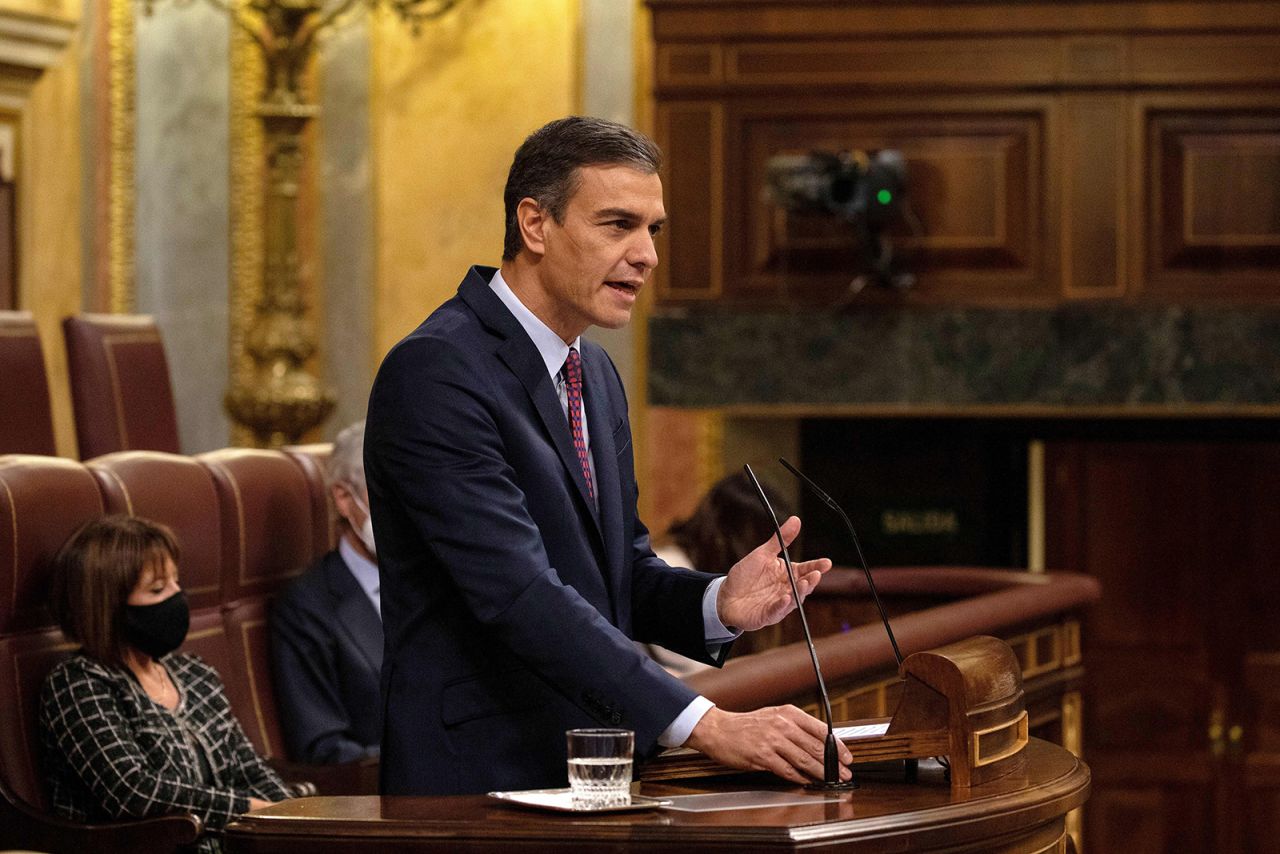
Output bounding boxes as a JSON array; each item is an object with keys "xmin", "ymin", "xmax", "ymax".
[{"xmin": 716, "ymin": 516, "xmax": 832, "ymax": 632}]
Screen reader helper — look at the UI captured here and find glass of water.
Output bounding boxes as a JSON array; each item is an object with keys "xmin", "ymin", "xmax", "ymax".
[{"xmin": 566, "ymin": 728, "xmax": 634, "ymax": 809}]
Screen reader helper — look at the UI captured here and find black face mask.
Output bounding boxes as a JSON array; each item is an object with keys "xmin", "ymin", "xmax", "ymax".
[{"xmin": 122, "ymin": 590, "xmax": 189, "ymax": 659}]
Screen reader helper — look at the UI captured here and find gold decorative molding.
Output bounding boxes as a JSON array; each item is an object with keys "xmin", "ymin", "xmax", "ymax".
[
  {"xmin": 228, "ymin": 22, "xmax": 265, "ymax": 447},
  {"xmin": 1028, "ymin": 439, "xmax": 1045, "ymax": 572},
  {"xmin": 107, "ymin": 0, "xmax": 135, "ymax": 313},
  {"xmin": 0, "ymin": 9, "xmax": 76, "ymax": 82}
]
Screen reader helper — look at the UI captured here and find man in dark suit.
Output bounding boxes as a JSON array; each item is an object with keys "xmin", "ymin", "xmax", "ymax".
[
  {"xmin": 271, "ymin": 421, "xmax": 382, "ymax": 764},
  {"xmin": 365, "ymin": 116, "xmax": 852, "ymax": 795}
]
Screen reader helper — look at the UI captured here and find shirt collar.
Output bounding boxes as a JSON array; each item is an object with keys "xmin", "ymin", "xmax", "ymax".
[
  {"xmin": 337, "ymin": 536, "xmax": 380, "ymax": 616},
  {"xmin": 488, "ymin": 269, "xmax": 580, "ymax": 380}
]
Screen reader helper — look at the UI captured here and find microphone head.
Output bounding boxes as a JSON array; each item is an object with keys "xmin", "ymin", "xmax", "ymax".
[{"xmin": 779, "ymin": 457, "xmax": 840, "ymax": 511}]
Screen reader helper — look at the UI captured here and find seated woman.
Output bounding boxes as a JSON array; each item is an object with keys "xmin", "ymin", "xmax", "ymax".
[{"xmin": 39, "ymin": 515, "xmax": 296, "ymax": 853}]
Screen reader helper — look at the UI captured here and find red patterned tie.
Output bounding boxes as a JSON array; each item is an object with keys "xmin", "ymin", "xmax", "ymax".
[{"xmin": 564, "ymin": 347, "xmax": 594, "ymax": 500}]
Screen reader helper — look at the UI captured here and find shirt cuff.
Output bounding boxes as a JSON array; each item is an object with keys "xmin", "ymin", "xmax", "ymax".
[
  {"xmin": 658, "ymin": 694, "xmax": 715, "ymax": 748},
  {"xmin": 702, "ymin": 576, "xmax": 741, "ymax": 644}
]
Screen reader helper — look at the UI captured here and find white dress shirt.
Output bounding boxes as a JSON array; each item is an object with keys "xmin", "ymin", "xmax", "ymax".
[{"xmin": 338, "ymin": 536, "xmax": 382, "ymax": 619}]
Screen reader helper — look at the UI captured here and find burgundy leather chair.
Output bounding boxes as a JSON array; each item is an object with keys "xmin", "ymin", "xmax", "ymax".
[
  {"xmin": 0, "ymin": 311, "xmax": 57, "ymax": 456},
  {"xmin": 63, "ymin": 314, "xmax": 181, "ymax": 460},
  {"xmin": 282, "ymin": 442, "xmax": 337, "ymax": 550},
  {"xmin": 86, "ymin": 451, "xmax": 226, "ymax": 611},
  {"xmin": 201, "ymin": 448, "xmax": 377, "ymax": 793},
  {"xmin": 0, "ymin": 454, "xmax": 200, "ymax": 852},
  {"xmin": 198, "ymin": 449, "xmax": 328, "ymax": 605}
]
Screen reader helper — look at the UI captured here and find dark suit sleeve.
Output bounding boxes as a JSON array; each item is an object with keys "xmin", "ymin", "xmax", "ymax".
[
  {"xmin": 367, "ymin": 338, "xmax": 697, "ymax": 754},
  {"xmin": 628, "ymin": 520, "xmax": 731, "ymax": 666},
  {"xmin": 270, "ymin": 579, "xmax": 379, "ymax": 764},
  {"xmin": 598, "ymin": 352, "xmax": 733, "ymax": 666}
]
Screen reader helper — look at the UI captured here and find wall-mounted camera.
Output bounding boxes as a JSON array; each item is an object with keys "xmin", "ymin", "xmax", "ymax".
[{"xmin": 765, "ymin": 149, "xmax": 916, "ymax": 294}]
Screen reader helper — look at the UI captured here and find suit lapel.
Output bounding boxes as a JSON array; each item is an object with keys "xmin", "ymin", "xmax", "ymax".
[
  {"xmin": 581, "ymin": 350, "xmax": 625, "ymax": 619},
  {"xmin": 326, "ymin": 553, "xmax": 383, "ymax": 672},
  {"xmin": 461, "ymin": 270, "xmax": 605, "ymax": 547}
]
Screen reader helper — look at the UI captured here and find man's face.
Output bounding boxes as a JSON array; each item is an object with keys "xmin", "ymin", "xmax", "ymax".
[{"xmin": 534, "ymin": 164, "xmax": 665, "ymax": 342}]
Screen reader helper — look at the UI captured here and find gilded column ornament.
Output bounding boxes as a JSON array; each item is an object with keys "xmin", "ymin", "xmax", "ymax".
[
  {"xmin": 228, "ymin": 25, "xmax": 265, "ymax": 447},
  {"xmin": 142, "ymin": 0, "xmax": 462, "ymax": 446},
  {"xmin": 108, "ymin": 0, "xmax": 136, "ymax": 313}
]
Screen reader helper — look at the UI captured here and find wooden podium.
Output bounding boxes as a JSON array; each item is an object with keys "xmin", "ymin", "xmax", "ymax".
[
  {"xmin": 225, "ymin": 740, "xmax": 1087, "ymax": 853},
  {"xmin": 645, "ymin": 635, "xmax": 1031, "ymax": 789},
  {"xmin": 226, "ymin": 636, "xmax": 1088, "ymax": 854}
]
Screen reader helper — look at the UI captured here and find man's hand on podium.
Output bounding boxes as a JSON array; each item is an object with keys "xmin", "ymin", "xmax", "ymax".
[
  {"xmin": 685, "ymin": 704, "xmax": 853, "ymax": 785},
  {"xmin": 717, "ymin": 515, "xmax": 833, "ymax": 632}
]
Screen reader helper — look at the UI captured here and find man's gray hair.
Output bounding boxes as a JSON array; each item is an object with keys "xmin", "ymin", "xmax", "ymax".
[{"xmin": 326, "ymin": 420, "xmax": 366, "ymax": 494}]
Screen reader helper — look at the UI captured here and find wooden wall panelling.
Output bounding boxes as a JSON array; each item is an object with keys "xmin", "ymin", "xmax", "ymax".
[
  {"xmin": 1245, "ymin": 654, "xmax": 1280, "ymax": 853},
  {"xmin": 722, "ymin": 37, "xmax": 1061, "ymax": 90},
  {"xmin": 1087, "ymin": 787, "xmax": 1169, "ymax": 854},
  {"xmin": 1045, "ymin": 436, "xmax": 1280, "ymax": 853},
  {"xmin": 722, "ymin": 98, "xmax": 1052, "ymax": 305},
  {"xmin": 1130, "ymin": 33, "xmax": 1280, "ymax": 87},
  {"xmin": 650, "ymin": 1, "xmax": 1280, "ymax": 310},
  {"xmin": 1061, "ymin": 95, "xmax": 1128, "ymax": 297},
  {"xmin": 1140, "ymin": 93, "xmax": 1280, "ymax": 301},
  {"xmin": 648, "ymin": 2, "xmax": 1280, "ymax": 44},
  {"xmin": 655, "ymin": 101, "xmax": 723, "ymax": 301}
]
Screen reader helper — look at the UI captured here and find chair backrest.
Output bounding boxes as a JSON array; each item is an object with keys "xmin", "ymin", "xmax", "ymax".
[
  {"xmin": 0, "ymin": 628, "xmax": 76, "ymax": 811},
  {"xmin": 85, "ymin": 452, "xmax": 225, "ymax": 611},
  {"xmin": 0, "ymin": 456, "xmax": 106, "ymax": 637},
  {"xmin": 0, "ymin": 455, "xmax": 107, "ymax": 811},
  {"xmin": 198, "ymin": 449, "xmax": 326, "ymax": 604},
  {"xmin": 223, "ymin": 597, "xmax": 284, "ymax": 758},
  {"xmin": 282, "ymin": 443, "xmax": 337, "ymax": 550},
  {"xmin": 0, "ymin": 311, "xmax": 56, "ymax": 456},
  {"xmin": 62, "ymin": 314, "xmax": 180, "ymax": 459}
]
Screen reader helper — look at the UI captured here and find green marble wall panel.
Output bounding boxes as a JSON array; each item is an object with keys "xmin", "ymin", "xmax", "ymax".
[{"xmin": 649, "ymin": 307, "xmax": 1280, "ymax": 409}]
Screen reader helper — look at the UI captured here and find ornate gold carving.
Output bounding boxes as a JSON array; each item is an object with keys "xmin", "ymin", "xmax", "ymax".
[
  {"xmin": 186, "ymin": 0, "xmax": 461, "ymax": 445},
  {"xmin": 108, "ymin": 0, "xmax": 135, "ymax": 313},
  {"xmin": 224, "ymin": 99, "xmax": 335, "ymax": 446},
  {"xmin": 228, "ymin": 23, "xmax": 265, "ymax": 446}
]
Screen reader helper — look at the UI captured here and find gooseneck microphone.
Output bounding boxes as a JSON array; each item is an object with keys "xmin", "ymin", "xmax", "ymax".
[
  {"xmin": 742, "ymin": 464, "xmax": 856, "ymax": 791},
  {"xmin": 778, "ymin": 457, "xmax": 903, "ymax": 667}
]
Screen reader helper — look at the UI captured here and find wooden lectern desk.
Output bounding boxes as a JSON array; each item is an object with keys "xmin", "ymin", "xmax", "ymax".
[
  {"xmin": 225, "ymin": 739, "xmax": 1087, "ymax": 853},
  {"xmin": 226, "ymin": 637, "xmax": 1089, "ymax": 854}
]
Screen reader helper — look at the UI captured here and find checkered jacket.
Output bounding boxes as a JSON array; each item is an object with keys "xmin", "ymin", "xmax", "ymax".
[{"xmin": 40, "ymin": 652, "xmax": 294, "ymax": 853}]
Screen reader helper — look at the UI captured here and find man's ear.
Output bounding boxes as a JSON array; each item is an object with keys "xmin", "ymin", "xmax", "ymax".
[
  {"xmin": 330, "ymin": 482, "xmax": 356, "ymax": 527},
  {"xmin": 516, "ymin": 197, "xmax": 549, "ymax": 258}
]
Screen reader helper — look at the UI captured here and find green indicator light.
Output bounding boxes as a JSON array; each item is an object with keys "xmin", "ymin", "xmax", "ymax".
[{"xmin": 876, "ymin": 189, "xmax": 893, "ymax": 205}]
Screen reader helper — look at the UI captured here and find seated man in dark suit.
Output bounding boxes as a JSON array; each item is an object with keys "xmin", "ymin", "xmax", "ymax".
[{"xmin": 271, "ymin": 420, "xmax": 382, "ymax": 764}]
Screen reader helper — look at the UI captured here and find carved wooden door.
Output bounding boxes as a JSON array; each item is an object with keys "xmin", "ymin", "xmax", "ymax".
[{"xmin": 1046, "ymin": 437, "xmax": 1280, "ymax": 854}]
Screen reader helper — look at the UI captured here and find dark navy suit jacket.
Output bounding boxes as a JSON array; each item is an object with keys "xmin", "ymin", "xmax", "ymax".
[
  {"xmin": 365, "ymin": 266, "xmax": 723, "ymax": 795},
  {"xmin": 270, "ymin": 549, "xmax": 383, "ymax": 763}
]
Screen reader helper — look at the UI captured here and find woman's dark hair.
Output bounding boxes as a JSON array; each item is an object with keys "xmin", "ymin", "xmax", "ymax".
[
  {"xmin": 48, "ymin": 515, "xmax": 180, "ymax": 666},
  {"xmin": 667, "ymin": 472, "xmax": 793, "ymax": 575},
  {"xmin": 502, "ymin": 116, "xmax": 662, "ymax": 261}
]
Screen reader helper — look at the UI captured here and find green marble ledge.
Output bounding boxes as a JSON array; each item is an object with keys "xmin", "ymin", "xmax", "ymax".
[{"xmin": 647, "ymin": 305, "xmax": 1280, "ymax": 411}]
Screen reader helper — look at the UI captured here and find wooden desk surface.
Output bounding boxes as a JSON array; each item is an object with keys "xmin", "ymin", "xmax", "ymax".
[{"xmin": 225, "ymin": 739, "xmax": 1089, "ymax": 853}]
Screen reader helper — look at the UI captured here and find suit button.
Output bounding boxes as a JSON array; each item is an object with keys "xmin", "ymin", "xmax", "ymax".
[{"xmin": 610, "ymin": 711, "xmax": 623, "ymax": 725}]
